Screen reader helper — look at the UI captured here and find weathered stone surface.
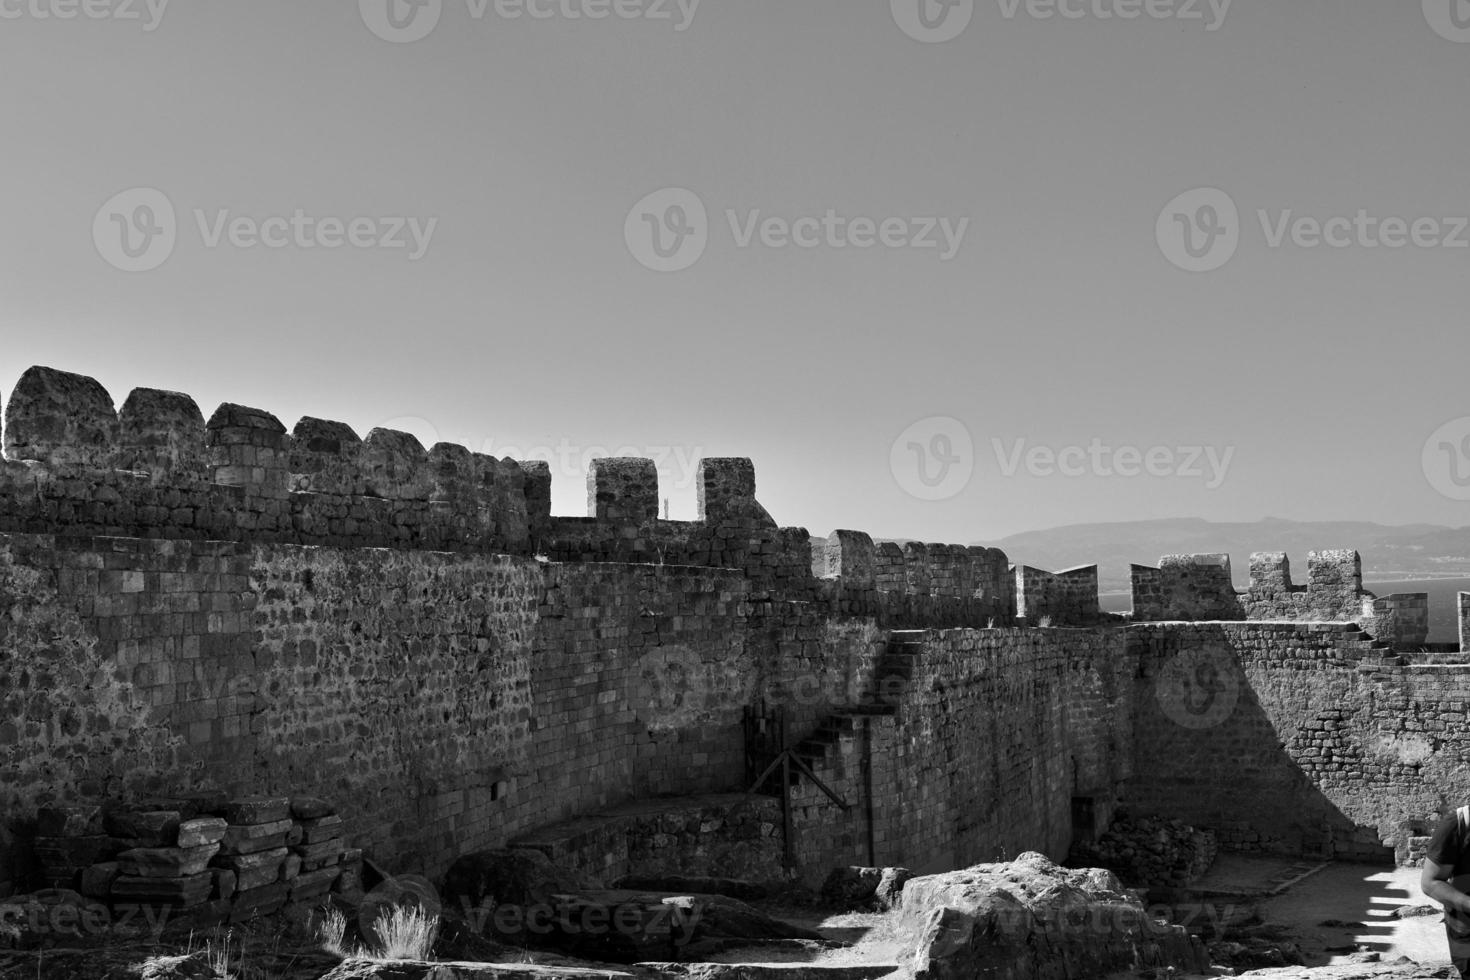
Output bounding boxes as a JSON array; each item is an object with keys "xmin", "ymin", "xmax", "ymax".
[
  {"xmin": 117, "ymin": 844, "xmax": 220, "ymax": 878},
  {"xmin": 901, "ymin": 853, "xmax": 1208, "ymax": 980},
  {"xmin": 300, "ymin": 813, "xmax": 343, "ymax": 843},
  {"xmin": 104, "ymin": 810, "xmax": 180, "ymax": 846},
  {"xmin": 117, "ymin": 387, "xmax": 207, "ymax": 481},
  {"xmin": 214, "ymin": 845, "xmax": 289, "ymax": 874},
  {"xmin": 221, "ymin": 831, "xmax": 288, "ymax": 856},
  {"xmin": 289, "ymin": 864, "xmax": 341, "ymax": 901},
  {"xmin": 1069, "ymin": 813, "xmax": 1217, "ymax": 888},
  {"xmin": 3, "ymin": 366, "xmax": 119, "ymax": 469},
  {"xmin": 281, "ymin": 854, "xmax": 302, "ymax": 881},
  {"xmin": 874, "ymin": 867, "xmax": 913, "ymax": 910},
  {"xmin": 176, "ymin": 817, "xmax": 228, "ymax": 848},
  {"xmin": 222, "ymin": 818, "xmax": 292, "ymax": 848},
  {"xmin": 292, "ymin": 837, "xmax": 343, "ymax": 865},
  {"xmin": 236, "ymin": 860, "xmax": 288, "ymax": 892},
  {"xmin": 223, "ymin": 797, "xmax": 290, "ymax": 825},
  {"xmin": 111, "ymin": 871, "xmax": 212, "ymax": 907}
]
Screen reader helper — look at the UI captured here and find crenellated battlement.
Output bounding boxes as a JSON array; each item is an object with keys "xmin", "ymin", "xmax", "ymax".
[
  {"xmin": 1129, "ymin": 549, "xmax": 1429, "ymax": 648},
  {"xmin": 0, "ymin": 366, "xmax": 822, "ymax": 602},
  {"xmin": 0, "ymin": 365, "xmax": 1444, "ymax": 645},
  {"xmin": 811, "ymin": 530, "xmax": 1016, "ymax": 627}
]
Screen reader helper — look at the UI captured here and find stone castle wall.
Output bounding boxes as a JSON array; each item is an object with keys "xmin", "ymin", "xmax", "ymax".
[{"xmin": 4, "ymin": 363, "xmax": 1469, "ymax": 900}]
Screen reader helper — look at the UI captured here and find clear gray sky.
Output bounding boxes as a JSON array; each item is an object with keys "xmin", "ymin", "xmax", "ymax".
[{"xmin": 3, "ymin": 0, "xmax": 1469, "ymax": 540}]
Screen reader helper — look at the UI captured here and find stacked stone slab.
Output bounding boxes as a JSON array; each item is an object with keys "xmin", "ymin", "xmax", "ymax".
[
  {"xmin": 215, "ymin": 796, "xmax": 293, "ymax": 922},
  {"xmin": 285, "ymin": 797, "xmax": 347, "ymax": 907},
  {"xmin": 105, "ymin": 805, "xmax": 224, "ymax": 913},
  {"xmin": 47, "ymin": 795, "xmax": 354, "ymax": 925}
]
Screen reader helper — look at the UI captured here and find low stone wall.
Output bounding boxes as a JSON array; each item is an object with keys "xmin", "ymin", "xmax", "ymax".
[{"xmin": 1068, "ymin": 813, "xmax": 1218, "ymax": 888}]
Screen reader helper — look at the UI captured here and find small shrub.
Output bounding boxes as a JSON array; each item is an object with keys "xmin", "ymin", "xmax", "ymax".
[
  {"xmin": 317, "ymin": 903, "xmax": 440, "ymax": 963},
  {"xmin": 375, "ymin": 904, "xmax": 441, "ymax": 961},
  {"xmin": 316, "ymin": 908, "xmax": 349, "ymax": 959}
]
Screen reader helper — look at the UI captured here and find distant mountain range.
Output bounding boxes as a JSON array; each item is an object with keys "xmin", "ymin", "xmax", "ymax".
[{"xmin": 971, "ymin": 517, "xmax": 1470, "ymax": 593}]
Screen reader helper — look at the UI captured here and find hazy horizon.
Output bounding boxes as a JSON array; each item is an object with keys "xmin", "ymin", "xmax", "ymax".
[{"xmin": 5, "ymin": 2, "xmax": 1470, "ymax": 542}]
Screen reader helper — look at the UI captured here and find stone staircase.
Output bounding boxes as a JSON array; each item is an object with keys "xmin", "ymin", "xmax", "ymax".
[{"xmin": 786, "ymin": 630, "xmax": 924, "ymax": 790}]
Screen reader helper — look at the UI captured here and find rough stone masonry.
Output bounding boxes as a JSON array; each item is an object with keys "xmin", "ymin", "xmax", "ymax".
[{"xmin": 0, "ymin": 363, "xmax": 1463, "ymax": 900}]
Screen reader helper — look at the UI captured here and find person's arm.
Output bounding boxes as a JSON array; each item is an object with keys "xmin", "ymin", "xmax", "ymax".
[{"xmin": 1423, "ymin": 858, "xmax": 1470, "ymax": 914}]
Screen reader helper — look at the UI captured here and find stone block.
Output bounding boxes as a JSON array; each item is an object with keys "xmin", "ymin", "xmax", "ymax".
[
  {"xmin": 281, "ymin": 854, "xmax": 302, "ymax": 882},
  {"xmin": 289, "ymin": 865, "xmax": 341, "ymax": 902},
  {"xmin": 299, "ymin": 814, "xmax": 343, "ymax": 844},
  {"xmin": 177, "ymin": 817, "xmax": 228, "ymax": 848},
  {"xmin": 292, "ymin": 839, "xmax": 343, "ymax": 865},
  {"xmin": 111, "ymin": 871, "xmax": 212, "ymax": 908},
  {"xmin": 220, "ymin": 819, "xmax": 292, "ymax": 852},
  {"xmin": 213, "ymin": 846, "xmax": 289, "ymax": 874},
  {"xmin": 223, "ymin": 797, "xmax": 290, "ymax": 825},
  {"xmin": 104, "ymin": 810, "xmax": 180, "ymax": 846},
  {"xmin": 289, "ymin": 797, "xmax": 334, "ymax": 820},
  {"xmin": 117, "ymin": 844, "xmax": 220, "ymax": 879}
]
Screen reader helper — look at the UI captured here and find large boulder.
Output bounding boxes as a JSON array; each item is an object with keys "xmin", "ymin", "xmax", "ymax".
[{"xmin": 900, "ymin": 851, "xmax": 1210, "ymax": 980}]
